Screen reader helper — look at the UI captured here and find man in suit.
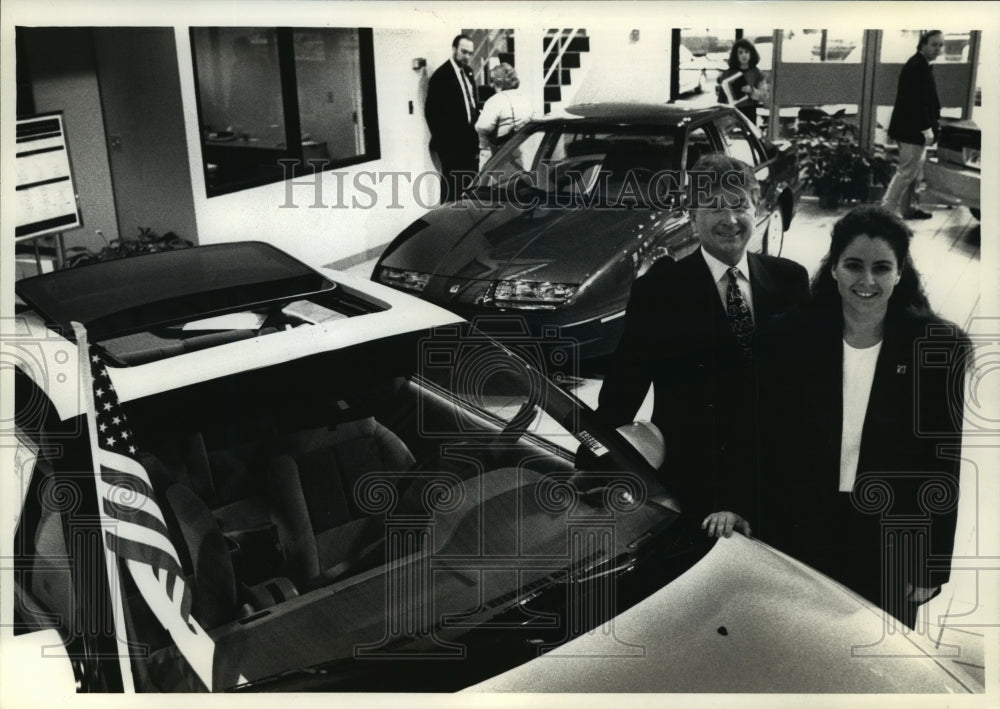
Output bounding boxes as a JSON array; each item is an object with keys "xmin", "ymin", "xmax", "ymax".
[
  {"xmin": 425, "ymin": 34, "xmax": 479, "ymax": 202},
  {"xmin": 883, "ymin": 30, "xmax": 943, "ymax": 220},
  {"xmin": 596, "ymin": 153, "xmax": 809, "ymax": 539}
]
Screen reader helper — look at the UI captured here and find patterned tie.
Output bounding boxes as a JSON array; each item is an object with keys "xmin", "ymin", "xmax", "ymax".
[{"xmin": 726, "ymin": 266, "xmax": 754, "ymax": 360}]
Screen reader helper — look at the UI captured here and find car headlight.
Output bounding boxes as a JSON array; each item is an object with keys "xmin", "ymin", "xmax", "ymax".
[
  {"xmin": 490, "ymin": 280, "xmax": 579, "ymax": 310},
  {"xmin": 377, "ymin": 267, "xmax": 431, "ymax": 293}
]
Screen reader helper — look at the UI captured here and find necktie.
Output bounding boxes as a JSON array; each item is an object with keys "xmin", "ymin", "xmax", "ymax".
[
  {"xmin": 726, "ymin": 267, "xmax": 754, "ymax": 360},
  {"xmin": 460, "ymin": 69, "xmax": 475, "ymax": 123}
]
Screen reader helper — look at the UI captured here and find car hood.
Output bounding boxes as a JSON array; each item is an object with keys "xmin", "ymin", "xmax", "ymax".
[
  {"xmin": 381, "ymin": 200, "xmax": 674, "ymax": 284},
  {"xmin": 466, "ymin": 534, "xmax": 983, "ymax": 693}
]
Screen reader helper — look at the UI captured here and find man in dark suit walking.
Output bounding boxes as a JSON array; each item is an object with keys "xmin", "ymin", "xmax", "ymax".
[
  {"xmin": 596, "ymin": 153, "xmax": 809, "ymax": 539},
  {"xmin": 883, "ymin": 30, "xmax": 943, "ymax": 220},
  {"xmin": 425, "ymin": 34, "xmax": 479, "ymax": 202}
]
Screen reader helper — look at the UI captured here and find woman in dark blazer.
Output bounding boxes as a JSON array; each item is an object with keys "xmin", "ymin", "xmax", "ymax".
[{"xmin": 761, "ymin": 205, "xmax": 970, "ymax": 629}]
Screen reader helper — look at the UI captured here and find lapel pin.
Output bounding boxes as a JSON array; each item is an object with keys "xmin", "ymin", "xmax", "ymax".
[{"xmin": 897, "ymin": 365, "xmax": 907, "ymax": 374}]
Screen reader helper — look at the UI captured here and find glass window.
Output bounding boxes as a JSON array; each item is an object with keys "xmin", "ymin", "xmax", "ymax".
[
  {"xmin": 780, "ymin": 29, "xmax": 863, "ymax": 63},
  {"xmin": 191, "ymin": 27, "xmax": 380, "ymax": 197},
  {"xmin": 675, "ymin": 29, "xmax": 733, "ymax": 108},
  {"xmin": 881, "ymin": 30, "xmax": 923, "ymax": 63},
  {"xmin": 718, "ymin": 114, "xmax": 760, "ymax": 165}
]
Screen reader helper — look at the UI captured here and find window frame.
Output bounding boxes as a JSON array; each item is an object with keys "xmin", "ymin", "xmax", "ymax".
[{"xmin": 189, "ymin": 27, "xmax": 381, "ymax": 198}]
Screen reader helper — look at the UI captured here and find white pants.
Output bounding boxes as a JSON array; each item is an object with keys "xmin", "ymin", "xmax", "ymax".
[{"xmin": 883, "ymin": 141, "xmax": 926, "ymax": 215}]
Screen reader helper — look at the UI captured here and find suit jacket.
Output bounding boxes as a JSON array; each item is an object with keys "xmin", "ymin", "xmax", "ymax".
[
  {"xmin": 761, "ymin": 306, "xmax": 969, "ymax": 602},
  {"xmin": 596, "ymin": 250, "xmax": 809, "ymax": 521},
  {"xmin": 888, "ymin": 52, "xmax": 941, "ymax": 145},
  {"xmin": 425, "ymin": 60, "xmax": 479, "ymax": 157}
]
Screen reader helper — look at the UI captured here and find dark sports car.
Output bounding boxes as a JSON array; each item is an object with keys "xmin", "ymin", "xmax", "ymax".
[{"xmin": 373, "ymin": 103, "xmax": 801, "ymax": 359}]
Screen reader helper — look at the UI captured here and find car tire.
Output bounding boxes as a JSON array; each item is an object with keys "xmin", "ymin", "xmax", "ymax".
[
  {"xmin": 764, "ymin": 208, "xmax": 784, "ymax": 257},
  {"xmin": 970, "ymin": 207, "xmax": 981, "ymax": 221}
]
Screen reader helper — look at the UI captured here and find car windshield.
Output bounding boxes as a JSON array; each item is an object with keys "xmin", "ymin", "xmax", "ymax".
[
  {"xmin": 18, "ymin": 323, "xmax": 690, "ymax": 691},
  {"xmin": 473, "ymin": 123, "xmax": 684, "ymax": 206}
]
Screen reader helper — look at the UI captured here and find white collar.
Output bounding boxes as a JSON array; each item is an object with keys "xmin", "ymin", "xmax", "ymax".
[
  {"xmin": 700, "ymin": 247, "xmax": 750, "ymax": 284},
  {"xmin": 450, "ymin": 57, "xmax": 469, "ymax": 81}
]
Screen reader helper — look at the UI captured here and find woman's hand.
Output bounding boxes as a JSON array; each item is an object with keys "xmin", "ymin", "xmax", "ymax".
[{"xmin": 702, "ymin": 511, "xmax": 752, "ymax": 539}]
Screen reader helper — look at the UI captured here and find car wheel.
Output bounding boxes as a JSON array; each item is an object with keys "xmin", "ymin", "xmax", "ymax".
[
  {"xmin": 764, "ymin": 208, "xmax": 784, "ymax": 256},
  {"xmin": 970, "ymin": 207, "xmax": 981, "ymax": 221}
]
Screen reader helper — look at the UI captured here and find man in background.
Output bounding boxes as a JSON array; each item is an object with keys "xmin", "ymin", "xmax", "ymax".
[
  {"xmin": 425, "ymin": 34, "xmax": 479, "ymax": 202},
  {"xmin": 883, "ymin": 30, "xmax": 943, "ymax": 220}
]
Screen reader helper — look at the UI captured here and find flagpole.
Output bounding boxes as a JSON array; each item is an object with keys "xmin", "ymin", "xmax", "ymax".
[{"xmin": 73, "ymin": 321, "xmax": 135, "ymax": 692}]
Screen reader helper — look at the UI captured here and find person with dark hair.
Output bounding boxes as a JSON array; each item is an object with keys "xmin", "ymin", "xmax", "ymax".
[
  {"xmin": 597, "ymin": 153, "xmax": 809, "ymax": 540},
  {"xmin": 716, "ymin": 38, "xmax": 769, "ymax": 125},
  {"xmin": 883, "ymin": 30, "xmax": 943, "ymax": 220},
  {"xmin": 475, "ymin": 63, "xmax": 532, "ymax": 167},
  {"xmin": 761, "ymin": 204, "xmax": 970, "ymax": 629},
  {"xmin": 425, "ymin": 34, "xmax": 479, "ymax": 202}
]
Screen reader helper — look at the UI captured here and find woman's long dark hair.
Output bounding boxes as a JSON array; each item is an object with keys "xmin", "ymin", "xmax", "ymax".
[
  {"xmin": 727, "ymin": 38, "xmax": 761, "ymax": 70},
  {"xmin": 810, "ymin": 204, "xmax": 932, "ymax": 317}
]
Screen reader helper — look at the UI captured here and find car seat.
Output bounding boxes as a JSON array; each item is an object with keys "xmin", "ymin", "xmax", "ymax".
[{"xmin": 266, "ymin": 417, "xmax": 416, "ymax": 589}]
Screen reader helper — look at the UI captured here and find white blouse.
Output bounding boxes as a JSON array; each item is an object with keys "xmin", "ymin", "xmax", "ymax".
[{"xmin": 839, "ymin": 339, "xmax": 883, "ymax": 492}]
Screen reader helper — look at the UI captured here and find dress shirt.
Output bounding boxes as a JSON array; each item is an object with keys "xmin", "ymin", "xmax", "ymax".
[
  {"xmin": 450, "ymin": 58, "xmax": 476, "ymax": 123},
  {"xmin": 700, "ymin": 247, "xmax": 754, "ymax": 320}
]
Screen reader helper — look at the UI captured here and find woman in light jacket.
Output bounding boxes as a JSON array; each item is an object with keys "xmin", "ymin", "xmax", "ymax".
[{"xmin": 475, "ymin": 63, "xmax": 532, "ymax": 169}]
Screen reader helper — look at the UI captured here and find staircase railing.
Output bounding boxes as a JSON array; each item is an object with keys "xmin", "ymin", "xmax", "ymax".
[
  {"xmin": 542, "ymin": 28, "xmax": 583, "ymax": 88},
  {"xmin": 464, "ymin": 29, "xmax": 512, "ymax": 85}
]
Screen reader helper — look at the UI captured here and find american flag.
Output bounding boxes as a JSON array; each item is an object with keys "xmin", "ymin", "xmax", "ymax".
[{"xmin": 73, "ymin": 322, "xmax": 217, "ymax": 691}]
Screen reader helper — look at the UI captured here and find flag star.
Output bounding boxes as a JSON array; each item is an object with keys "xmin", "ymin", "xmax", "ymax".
[
  {"xmin": 128, "ymin": 445, "xmax": 137, "ymax": 454},
  {"xmin": 99, "ymin": 422, "xmax": 108, "ymax": 432},
  {"xmin": 108, "ymin": 382, "xmax": 116, "ymax": 391},
  {"xmin": 95, "ymin": 388, "xmax": 104, "ymax": 398},
  {"xmin": 112, "ymin": 416, "xmax": 121, "ymax": 426},
  {"xmin": 99, "ymin": 367, "xmax": 109, "ymax": 378},
  {"xmin": 106, "ymin": 436, "xmax": 116, "ymax": 447},
  {"xmin": 120, "ymin": 430, "xmax": 130, "ymax": 440},
  {"xmin": 103, "ymin": 402, "xmax": 113, "ymax": 411},
  {"xmin": 91, "ymin": 354, "xmax": 101, "ymax": 363}
]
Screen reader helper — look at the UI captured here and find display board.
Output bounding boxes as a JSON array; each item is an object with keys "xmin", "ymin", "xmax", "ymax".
[{"xmin": 15, "ymin": 112, "xmax": 82, "ymax": 241}]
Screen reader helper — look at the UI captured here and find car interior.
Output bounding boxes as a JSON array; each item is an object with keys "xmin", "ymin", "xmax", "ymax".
[{"xmin": 14, "ymin": 332, "xmax": 673, "ymax": 690}]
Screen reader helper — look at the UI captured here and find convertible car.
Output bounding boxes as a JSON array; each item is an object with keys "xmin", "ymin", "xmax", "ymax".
[
  {"xmin": 5, "ymin": 244, "xmax": 981, "ymax": 694},
  {"xmin": 373, "ymin": 103, "xmax": 801, "ymax": 359}
]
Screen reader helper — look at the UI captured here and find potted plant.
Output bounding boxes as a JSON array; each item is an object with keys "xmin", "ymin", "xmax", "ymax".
[
  {"xmin": 65, "ymin": 227, "xmax": 193, "ymax": 268},
  {"xmin": 793, "ymin": 109, "xmax": 894, "ymax": 209}
]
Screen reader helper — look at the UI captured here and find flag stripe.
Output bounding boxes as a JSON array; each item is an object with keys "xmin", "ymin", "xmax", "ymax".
[
  {"xmin": 99, "ymin": 469, "xmax": 157, "ymax": 507},
  {"xmin": 101, "ymin": 497, "xmax": 173, "ymax": 542},
  {"xmin": 99, "ymin": 448, "xmax": 156, "ymax": 490},
  {"xmin": 74, "ymin": 323, "xmax": 215, "ymax": 690},
  {"xmin": 105, "ymin": 527, "xmax": 184, "ymax": 579}
]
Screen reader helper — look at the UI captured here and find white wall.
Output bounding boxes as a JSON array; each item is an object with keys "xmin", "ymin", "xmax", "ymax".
[
  {"xmin": 562, "ymin": 27, "xmax": 674, "ymax": 107},
  {"xmin": 177, "ymin": 25, "xmax": 459, "ymax": 269}
]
